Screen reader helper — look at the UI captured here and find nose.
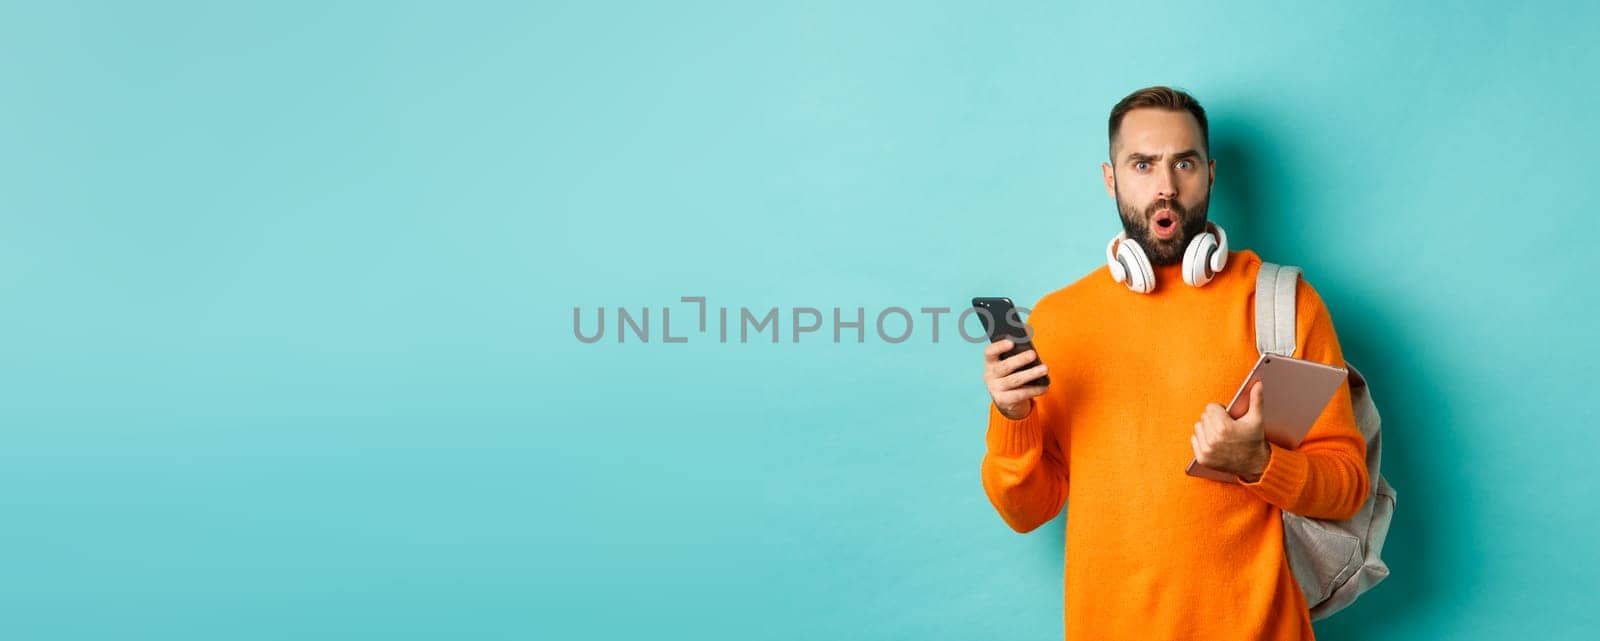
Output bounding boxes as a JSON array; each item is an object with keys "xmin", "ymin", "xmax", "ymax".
[{"xmin": 1154, "ymin": 166, "xmax": 1178, "ymax": 201}]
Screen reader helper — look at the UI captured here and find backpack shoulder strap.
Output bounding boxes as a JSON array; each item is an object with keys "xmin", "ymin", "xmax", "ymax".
[{"xmin": 1255, "ymin": 261, "xmax": 1303, "ymax": 357}]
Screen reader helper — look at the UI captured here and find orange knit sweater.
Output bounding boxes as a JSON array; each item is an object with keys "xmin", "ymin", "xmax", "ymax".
[{"xmin": 980, "ymin": 248, "xmax": 1369, "ymax": 640}]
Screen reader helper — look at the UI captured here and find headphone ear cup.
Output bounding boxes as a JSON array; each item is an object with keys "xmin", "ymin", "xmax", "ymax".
[
  {"xmin": 1182, "ymin": 232, "xmax": 1218, "ymax": 287},
  {"xmin": 1209, "ymin": 223, "xmax": 1230, "ymax": 273},
  {"xmin": 1118, "ymin": 239, "xmax": 1154, "ymax": 293},
  {"xmin": 1115, "ymin": 254, "xmax": 1137, "ymax": 289},
  {"xmin": 1106, "ymin": 234, "xmax": 1128, "ymax": 283}
]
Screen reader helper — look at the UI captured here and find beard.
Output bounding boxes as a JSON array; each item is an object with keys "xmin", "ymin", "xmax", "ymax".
[{"xmin": 1115, "ymin": 183, "xmax": 1212, "ymax": 266}]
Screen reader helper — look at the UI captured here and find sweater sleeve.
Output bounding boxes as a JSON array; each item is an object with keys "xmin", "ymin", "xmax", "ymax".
[
  {"xmin": 1240, "ymin": 279, "xmax": 1371, "ymax": 520},
  {"xmin": 980, "ymin": 398, "xmax": 1069, "ymax": 533}
]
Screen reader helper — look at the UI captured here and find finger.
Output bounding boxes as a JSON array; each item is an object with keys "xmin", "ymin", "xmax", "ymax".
[
  {"xmin": 1211, "ymin": 403, "xmax": 1238, "ymax": 426},
  {"xmin": 984, "ymin": 339, "xmax": 1013, "ymax": 360},
  {"xmin": 999, "ymin": 363, "xmax": 1049, "ymax": 389},
  {"xmin": 997, "ymin": 349, "xmax": 1038, "ymax": 374},
  {"xmin": 1190, "ymin": 434, "xmax": 1203, "ymax": 459},
  {"xmin": 982, "ymin": 342, "xmax": 1015, "ymax": 379},
  {"xmin": 989, "ymin": 350, "xmax": 1036, "ymax": 380},
  {"xmin": 1245, "ymin": 380, "xmax": 1265, "ymax": 418},
  {"xmin": 995, "ymin": 383, "xmax": 1048, "ymax": 406}
]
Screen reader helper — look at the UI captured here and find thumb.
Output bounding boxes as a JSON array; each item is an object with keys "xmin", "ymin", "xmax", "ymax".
[{"xmin": 1244, "ymin": 380, "xmax": 1265, "ymax": 419}]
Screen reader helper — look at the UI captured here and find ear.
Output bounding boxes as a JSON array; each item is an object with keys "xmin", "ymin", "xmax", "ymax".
[
  {"xmin": 1101, "ymin": 161, "xmax": 1116, "ymax": 199},
  {"xmin": 1208, "ymin": 157, "xmax": 1217, "ymax": 187}
]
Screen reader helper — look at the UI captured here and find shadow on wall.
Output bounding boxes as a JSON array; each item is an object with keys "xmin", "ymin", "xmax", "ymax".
[{"xmin": 1209, "ymin": 110, "xmax": 1474, "ymax": 638}]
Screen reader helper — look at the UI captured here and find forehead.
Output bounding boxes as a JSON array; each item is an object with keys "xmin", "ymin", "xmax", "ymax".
[{"xmin": 1115, "ymin": 108, "xmax": 1204, "ymax": 159}]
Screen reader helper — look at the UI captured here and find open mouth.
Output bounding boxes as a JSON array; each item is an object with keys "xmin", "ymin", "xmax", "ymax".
[{"xmin": 1152, "ymin": 209, "xmax": 1178, "ymax": 239}]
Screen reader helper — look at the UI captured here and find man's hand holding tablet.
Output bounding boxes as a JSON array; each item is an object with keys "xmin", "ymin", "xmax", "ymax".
[{"xmin": 1187, "ymin": 353, "xmax": 1349, "ymax": 483}]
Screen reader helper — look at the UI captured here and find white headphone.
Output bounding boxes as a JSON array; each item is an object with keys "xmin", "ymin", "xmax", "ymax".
[{"xmin": 1105, "ymin": 221, "xmax": 1230, "ymax": 293}]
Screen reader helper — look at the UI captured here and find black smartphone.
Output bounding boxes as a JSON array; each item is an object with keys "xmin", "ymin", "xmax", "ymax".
[{"xmin": 971, "ymin": 297, "xmax": 1049, "ymax": 387}]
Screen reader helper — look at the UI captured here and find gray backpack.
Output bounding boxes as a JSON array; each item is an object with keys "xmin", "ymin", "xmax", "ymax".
[{"xmin": 1255, "ymin": 263, "xmax": 1398, "ymax": 620}]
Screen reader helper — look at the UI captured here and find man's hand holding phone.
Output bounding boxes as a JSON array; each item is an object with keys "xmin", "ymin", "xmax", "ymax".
[{"xmin": 984, "ymin": 338, "xmax": 1049, "ymax": 420}]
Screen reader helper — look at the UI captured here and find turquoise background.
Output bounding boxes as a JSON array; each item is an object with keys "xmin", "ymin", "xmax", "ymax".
[{"xmin": 2, "ymin": 1, "xmax": 1594, "ymax": 639}]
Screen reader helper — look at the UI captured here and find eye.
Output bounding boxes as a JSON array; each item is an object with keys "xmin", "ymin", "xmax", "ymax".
[
  {"xmin": 1135, "ymin": 161, "xmax": 1149, "ymax": 171},
  {"xmin": 1176, "ymin": 160, "xmax": 1193, "ymax": 170}
]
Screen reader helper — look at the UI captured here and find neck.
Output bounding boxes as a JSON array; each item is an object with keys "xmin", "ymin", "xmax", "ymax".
[{"xmin": 1152, "ymin": 259, "xmax": 1187, "ymax": 283}]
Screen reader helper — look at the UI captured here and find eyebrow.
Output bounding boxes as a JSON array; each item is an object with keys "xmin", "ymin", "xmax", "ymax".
[{"xmin": 1125, "ymin": 149, "xmax": 1204, "ymax": 164}]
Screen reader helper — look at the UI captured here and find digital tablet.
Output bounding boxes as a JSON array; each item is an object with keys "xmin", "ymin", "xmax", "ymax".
[{"xmin": 1186, "ymin": 352, "xmax": 1349, "ymax": 483}]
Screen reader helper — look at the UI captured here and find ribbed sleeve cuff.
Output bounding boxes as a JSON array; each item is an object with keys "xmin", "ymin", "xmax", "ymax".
[
  {"xmin": 986, "ymin": 401, "xmax": 1045, "ymax": 457},
  {"xmin": 1240, "ymin": 442, "xmax": 1309, "ymax": 507}
]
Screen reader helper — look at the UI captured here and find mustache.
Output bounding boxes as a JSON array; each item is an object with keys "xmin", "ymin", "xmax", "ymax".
[{"xmin": 1144, "ymin": 199, "xmax": 1187, "ymax": 221}]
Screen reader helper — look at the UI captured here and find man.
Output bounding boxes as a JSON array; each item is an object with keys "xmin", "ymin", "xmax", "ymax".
[{"xmin": 978, "ymin": 86, "xmax": 1369, "ymax": 640}]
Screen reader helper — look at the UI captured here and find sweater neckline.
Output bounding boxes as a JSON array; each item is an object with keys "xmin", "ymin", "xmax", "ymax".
[{"xmin": 1136, "ymin": 248, "xmax": 1255, "ymax": 292}]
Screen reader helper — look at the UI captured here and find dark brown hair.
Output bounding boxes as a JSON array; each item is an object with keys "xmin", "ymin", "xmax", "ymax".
[{"xmin": 1107, "ymin": 86, "xmax": 1209, "ymax": 160}]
